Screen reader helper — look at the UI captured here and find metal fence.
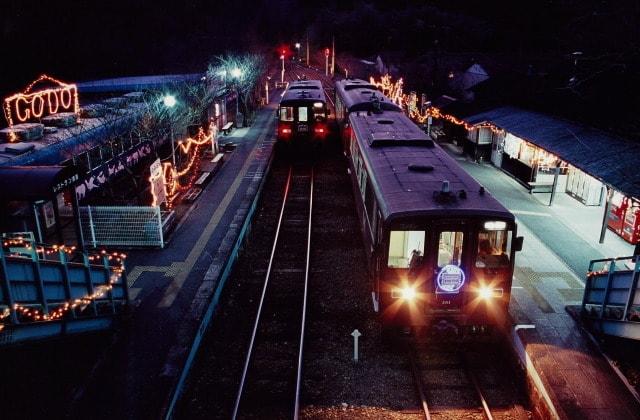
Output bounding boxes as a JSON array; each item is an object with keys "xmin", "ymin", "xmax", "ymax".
[{"xmin": 79, "ymin": 206, "xmax": 164, "ymax": 248}]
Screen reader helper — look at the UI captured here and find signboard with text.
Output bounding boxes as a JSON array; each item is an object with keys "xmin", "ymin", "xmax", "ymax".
[{"xmin": 3, "ymin": 75, "xmax": 79, "ymax": 128}]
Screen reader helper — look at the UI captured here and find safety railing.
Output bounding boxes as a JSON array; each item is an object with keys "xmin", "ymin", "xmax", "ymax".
[
  {"xmin": 0, "ymin": 233, "xmax": 128, "ymax": 346},
  {"xmin": 79, "ymin": 205, "xmax": 166, "ymax": 248},
  {"xmin": 582, "ymin": 255, "xmax": 640, "ymax": 339}
]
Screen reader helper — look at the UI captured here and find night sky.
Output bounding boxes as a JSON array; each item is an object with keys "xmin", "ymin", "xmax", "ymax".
[{"xmin": 2, "ymin": 0, "xmax": 639, "ymax": 137}]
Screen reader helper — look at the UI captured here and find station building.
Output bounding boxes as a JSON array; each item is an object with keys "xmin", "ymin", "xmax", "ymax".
[
  {"xmin": 462, "ymin": 106, "xmax": 640, "ymax": 249},
  {"xmin": 0, "ymin": 73, "xmax": 232, "ymax": 249}
]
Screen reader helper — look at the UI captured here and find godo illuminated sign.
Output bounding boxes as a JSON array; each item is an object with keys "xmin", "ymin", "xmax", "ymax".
[
  {"xmin": 3, "ymin": 74, "xmax": 79, "ymax": 128},
  {"xmin": 436, "ymin": 264, "xmax": 466, "ymax": 294}
]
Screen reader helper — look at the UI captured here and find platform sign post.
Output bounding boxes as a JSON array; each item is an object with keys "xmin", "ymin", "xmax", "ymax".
[{"xmin": 351, "ymin": 329, "xmax": 361, "ymax": 362}]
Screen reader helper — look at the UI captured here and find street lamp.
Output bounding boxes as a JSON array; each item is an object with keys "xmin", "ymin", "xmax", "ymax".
[
  {"xmin": 163, "ymin": 94, "xmax": 177, "ymax": 166},
  {"xmin": 231, "ymin": 68, "xmax": 242, "ymax": 127},
  {"xmin": 295, "ymin": 42, "xmax": 301, "ymax": 61},
  {"xmin": 280, "ymin": 53, "xmax": 285, "ymax": 83}
]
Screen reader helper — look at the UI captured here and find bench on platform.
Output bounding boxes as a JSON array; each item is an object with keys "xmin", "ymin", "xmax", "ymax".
[
  {"xmin": 222, "ymin": 122, "xmax": 234, "ymax": 135},
  {"xmin": 528, "ymin": 181, "xmax": 554, "ymax": 194},
  {"xmin": 194, "ymin": 171, "xmax": 211, "ymax": 187},
  {"xmin": 182, "ymin": 187, "xmax": 203, "ymax": 203}
]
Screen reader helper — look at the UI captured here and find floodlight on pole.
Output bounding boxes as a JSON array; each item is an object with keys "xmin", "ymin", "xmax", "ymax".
[
  {"xmin": 280, "ymin": 54, "xmax": 285, "ymax": 83},
  {"xmin": 163, "ymin": 95, "xmax": 176, "ymax": 108},
  {"xmin": 231, "ymin": 68, "xmax": 243, "ymax": 127},
  {"xmin": 163, "ymin": 94, "xmax": 177, "ymax": 167}
]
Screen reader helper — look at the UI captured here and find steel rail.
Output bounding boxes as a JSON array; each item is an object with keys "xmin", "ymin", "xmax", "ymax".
[
  {"xmin": 464, "ymin": 354, "xmax": 494, "ymax": 420},
  {"xmin": 232, "ymin": 166, "xmax": 293, "ymax": 420},
  {"xmin": 407, "ymin": 347, "xmax": 432, "ymax": 420},
  {"xmin": 293, "ymin": 167, "xmax": 313, "ymax": 420}
]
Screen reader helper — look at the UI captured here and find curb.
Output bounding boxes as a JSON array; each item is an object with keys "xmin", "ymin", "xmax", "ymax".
[{"xmin": 510, "ymin": 324, "xmax": 561, "ymax": 420}]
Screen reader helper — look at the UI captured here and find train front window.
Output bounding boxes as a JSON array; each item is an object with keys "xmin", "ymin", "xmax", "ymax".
[
  {"xmin": 298, "ymin": 107, "xmax": 308, "ymax": 122},
  {"xmin": 280, "ymin": 107, "xmax": 294, "ymax": 121},
  {"xmin": 313, "ymin": 102, "xmax": 325, "ymax": 120},
  {"xmin": 476, "ymin": 230, "xmax": 511, "ymax": 268},
  {"xmin": 387, "ymin": 231, "xmax": 425, "ymax": 268},
  {"xmin": 438, "ymin": 231, "xmax": 464, "ymax": 267}
]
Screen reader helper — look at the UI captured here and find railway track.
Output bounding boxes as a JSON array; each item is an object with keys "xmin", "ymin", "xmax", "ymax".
[
  {"xmin": 408, "ymin": 341, "xmax": 530, "ymax": 420},
  {"xmin": 232, "ymin": 164, "xmax": 314, "ymax": 420}
]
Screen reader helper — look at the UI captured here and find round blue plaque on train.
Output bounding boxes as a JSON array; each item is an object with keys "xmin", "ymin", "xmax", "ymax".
[{"xmin": 436, "ymin": 264, "xmax": 466, "ymax": 293}]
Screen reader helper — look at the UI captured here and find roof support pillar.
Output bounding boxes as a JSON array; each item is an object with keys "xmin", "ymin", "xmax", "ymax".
[{"xmin": 599, "ymin": 186, "xmax": 613, "ymax": 244}]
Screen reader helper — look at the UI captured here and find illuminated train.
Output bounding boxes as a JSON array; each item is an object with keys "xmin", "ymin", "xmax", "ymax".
[
  {"xmin": 276, "ymin": 79, "xmax": 329, "ymax": 145},
  {"xmin": 337, "ymin": 80, "xmax": 523, "ymax": 336}
]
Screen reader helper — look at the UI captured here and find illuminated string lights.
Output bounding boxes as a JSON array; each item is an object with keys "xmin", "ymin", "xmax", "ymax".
[
  {"xmin": 368, "ymin": 74, "xmax": 505, "ymax": 135},
  {"xmin": 0, "ymin": 237, "xmax": 126, "ymax": 330},
  {"xmin": 3, "ymin": 75, "xmax": 80, "ymax": 136},
  {"xmin": 150, "ymin": 124, "xmax": 214, "ymax": 208}
]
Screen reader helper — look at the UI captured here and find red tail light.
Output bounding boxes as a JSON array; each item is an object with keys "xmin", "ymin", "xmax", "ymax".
[{"xmin": 314, "ymin": 124, "xmax": 328, "ymax": 137}]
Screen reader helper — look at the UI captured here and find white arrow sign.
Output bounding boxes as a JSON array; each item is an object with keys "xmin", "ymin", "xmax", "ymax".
[{"xmin": 351, "ymin": 329, "xmax": 362, "ymax": 362}]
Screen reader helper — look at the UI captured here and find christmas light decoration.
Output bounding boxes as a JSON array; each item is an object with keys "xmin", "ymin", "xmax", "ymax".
[
  {"xmin": 368, "ymin": 74, "xmax": 505, "ymax": 135},
  {"xmin": 0, "ymin": 236, "xmax": 126, "ymax": 330},
  {"xmin": 149, "ymin": 124, "xmax": 215, "ymax": 208},
  {"xmin": 3, "ymin": 75, "xmax": 80, "ymax": 138}
]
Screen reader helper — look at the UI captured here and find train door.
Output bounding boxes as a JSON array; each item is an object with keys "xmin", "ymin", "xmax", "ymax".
[{"xmin": 431, "ymin": 228, "xmax": 467, "ymax": 311}]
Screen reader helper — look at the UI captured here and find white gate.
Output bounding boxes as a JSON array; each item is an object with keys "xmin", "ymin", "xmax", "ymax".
[{"xmin": 79, "ymin": 206, "xmax": 164, "ymax": 248}]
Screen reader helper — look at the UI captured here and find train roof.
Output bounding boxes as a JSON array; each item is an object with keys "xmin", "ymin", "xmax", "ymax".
[
  {"xmin": 335, "ymin": 79, "xmax": 402, "ymax": 113},
  {"xmin": 349, "ymin": 111, "xmax": 514, "ymax": 222},
  {"xmin": 280, "ymin": 80, "xmax": 326, "ymax": 103}
]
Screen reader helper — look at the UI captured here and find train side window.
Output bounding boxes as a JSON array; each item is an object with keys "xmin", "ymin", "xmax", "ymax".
[
  {"xmin": 476, "ymin": 230, "xmax": 511, "ymax": 268},
  {"xmin": 280, "ymin": 107, "xmax": 294, "ymax": 121},
  {"xmin": 438, "ymin": 231, "xmax": 464, "ymax": 267},
  {"xmin": 387, "ymin": 231, "xmax": 425, "ymax": 268},
  {"xmin": 298, "ymin": 107, "xmax": 308, "ymax": 122}
]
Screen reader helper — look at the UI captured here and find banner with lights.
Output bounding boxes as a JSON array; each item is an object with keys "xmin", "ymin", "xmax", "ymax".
[{"xmin": 3, "ymin": 74, "xmax": 80, "ymax": 128}]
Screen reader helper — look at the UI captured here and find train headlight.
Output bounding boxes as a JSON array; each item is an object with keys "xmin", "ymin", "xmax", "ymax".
[
  {"xmin": 392, "ymin": 286, "xmax": 417, "ymax": 301},
  {"xmin": 477, "ymin": 286, "xmax": 504, "ymax": 300}
]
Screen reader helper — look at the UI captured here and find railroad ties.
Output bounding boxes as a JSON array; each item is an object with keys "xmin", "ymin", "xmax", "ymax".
[{"xmin": 233, "ymin": 164, "xmax": 314, "ymax": 420}]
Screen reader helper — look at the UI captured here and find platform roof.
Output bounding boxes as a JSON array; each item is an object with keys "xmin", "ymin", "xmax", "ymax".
[
  {"xmin": 76, "ymin": 73, "xmax": 204, "ymax": 93},
  {"xmin": 465, "ymin": 106, "xmax": 640, "ymax": 199},
  {"xmin": 0, "ymin": 165, "xmax": 78, "ymax": 201}
]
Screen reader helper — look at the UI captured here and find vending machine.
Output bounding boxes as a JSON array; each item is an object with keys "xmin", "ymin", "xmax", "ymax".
[
  {"xmin": 607, "ymin": 193, "xmax": 628, "ymax": 235},
  {"xmin": 621, "ymin": 205, "xmax": 640, "ymax": 245}
]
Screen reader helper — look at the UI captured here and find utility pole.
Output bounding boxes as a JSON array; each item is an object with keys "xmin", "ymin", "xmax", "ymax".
[
  {"xmin": 325, "ymin": 48, "xmax": 329, "ymax": 76},
  {"xmin": 331, "ymin": 36, "xmax": 335, "ymax": 76},
  {"xmin": 306, "ymin": 34, "xmax": 309, "ymax": 67}
]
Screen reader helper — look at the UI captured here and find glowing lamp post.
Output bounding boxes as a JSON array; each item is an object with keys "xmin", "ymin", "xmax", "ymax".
[
  {"xmin": 325, "ymin": 48, "xmax": 330, "ymax": 76},
  {"xmin": 231, "ymin": 68, "xmax": 242, "ymax": 126},
  {"xmin": 295, "ymin": 42, "xmax": 301, "ymax": 61},
  {"xmin": 280, "ymin": 53, "xmax": 285, "ymax": 83},
  {"xmin": 163, "ymin": 94, "xmax": 177, "ymax": 166}
]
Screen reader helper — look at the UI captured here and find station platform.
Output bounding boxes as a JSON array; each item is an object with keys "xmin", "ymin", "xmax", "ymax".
[
  {"xmin": 448, "ymin": 148, "xmax": 640, "ymax": 419},
  {"xmin": 67, "ymin": 97, "xmax": 279, "ymax": 418}
]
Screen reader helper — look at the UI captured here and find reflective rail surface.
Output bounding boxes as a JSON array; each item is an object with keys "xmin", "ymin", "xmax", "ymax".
[{"xmin": 232, "ymin": 165, "xmax": 314, "ymax": 419}]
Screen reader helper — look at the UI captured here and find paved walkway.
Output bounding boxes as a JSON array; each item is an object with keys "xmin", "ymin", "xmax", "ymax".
[
  {"xmin": 444, "ymin": 144, "xmax": 640, "ymax": 419},
  {"xmin": 70, "ymin": 99, "xmax": 278, "ymax": 419}
]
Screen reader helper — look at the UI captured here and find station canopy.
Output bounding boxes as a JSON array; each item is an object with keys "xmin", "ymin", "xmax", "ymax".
[
  {"xmin": 465, "ymin": 106, "xmax": 640, "ymax": 199},
  {"xmin": 0, "ymin": 165, "xmax": 78, "ymax": 201}
]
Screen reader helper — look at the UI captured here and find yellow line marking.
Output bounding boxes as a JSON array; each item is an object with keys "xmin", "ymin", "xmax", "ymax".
[{"xmin": 157, "ymin": 112, "xmax": 275, "ymax": 308}]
